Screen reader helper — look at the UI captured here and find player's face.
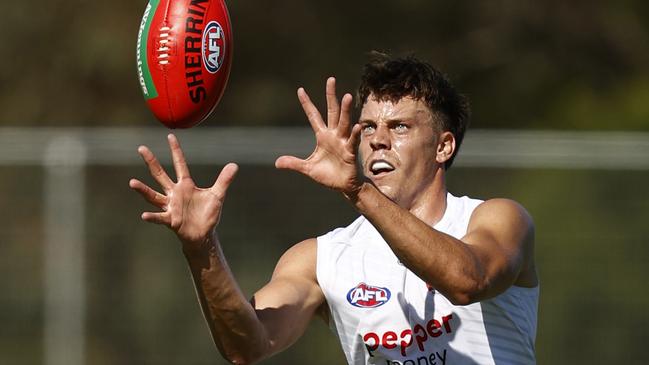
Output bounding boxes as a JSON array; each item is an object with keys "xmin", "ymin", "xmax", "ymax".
[{"xmin": 358, "ymin": 96, "xmax": 442, "ymax": 207}]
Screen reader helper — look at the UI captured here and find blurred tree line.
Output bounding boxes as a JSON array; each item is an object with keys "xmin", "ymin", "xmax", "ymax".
[{"xmin": 0, "ymin": 0, "xmax": 647, "ymax": 129}]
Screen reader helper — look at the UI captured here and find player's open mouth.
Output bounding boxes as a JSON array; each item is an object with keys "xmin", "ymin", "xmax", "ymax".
[{"xmin": 370, "ymin": 160, "xmax": 395, "ymax": 176}]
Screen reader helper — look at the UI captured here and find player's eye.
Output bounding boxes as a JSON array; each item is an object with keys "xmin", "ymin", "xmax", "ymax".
[
  {"xmin": 394, "ymin": 123, "xmax": 408, "ymax": 133},
  {"xmin": 361, "ymin": 124, "xmax": 375, "ymax": 134}
]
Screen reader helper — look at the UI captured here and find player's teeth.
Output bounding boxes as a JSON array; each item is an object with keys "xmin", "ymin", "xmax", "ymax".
[{"xmin": 371, "ymin": 161, "xmax": 394, "ymax": 172}]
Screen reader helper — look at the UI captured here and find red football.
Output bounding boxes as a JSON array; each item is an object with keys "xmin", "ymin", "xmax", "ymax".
[{"xmin": 136, "ymin": 0, "xmax": 233, "ymax": 128}]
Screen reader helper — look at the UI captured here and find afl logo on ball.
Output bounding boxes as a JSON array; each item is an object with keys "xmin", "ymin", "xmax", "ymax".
[
  {"xmin": 202, "ymin": 21, "xmax": 225, "ymax": 74},
  {"xmin": 346, "ymin": 283, "xmax": 391, "ymax": 308}
]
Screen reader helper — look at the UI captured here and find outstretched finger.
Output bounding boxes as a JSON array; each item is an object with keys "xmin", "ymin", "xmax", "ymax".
[
  {"xmin": 338, "ymin": 93, "xmax": 353, "ymax": 137},
  {"xmin": 168, "ymin": 134, "xmax": 191, "ymax": 180},
  {"xmin": 129, "ymin": 178, "xmax": 168, "ymax": 208},
  {"xmin": 275, "ymin": 155, "xmax": 309, "ymax": 175},
  {"xmin": 347, "ymin": 123, "xmax": 363, "ymax": 152},
  {"xmin": 325, "ymin": 77, "xmax": 340, "ymax": 129},
  {"xmin": 211, "ymin": 163, "xmax": 239, "ymax": 196},
  {"xmin": 297, "ymin": 88, "xmax": 325, "ymax": 132},
  {"xmin": 141, "ymin": 211, "xmax": 171, "ymax": 226},
  {"xmin": 138, "ymin": 145, "xmax": 173, "ymax": 190}
]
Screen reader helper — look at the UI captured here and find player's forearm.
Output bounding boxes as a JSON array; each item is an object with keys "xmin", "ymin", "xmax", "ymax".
[
  {"xmin": 347, "ymin": 183, "xmax": 488, "ymax": 305},
  {"xmin": 184, "ymin": 235, "xmax": 271, "ymax": 364}
]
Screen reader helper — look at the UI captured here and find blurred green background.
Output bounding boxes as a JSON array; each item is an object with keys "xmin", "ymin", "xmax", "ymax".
[
  {"xmin": 2, "ymin": 0, "xmax": 648, "ymax": 130},
  {"xmin": 1, "ymin": 0, "xmax": 648, "ymax": 364}
]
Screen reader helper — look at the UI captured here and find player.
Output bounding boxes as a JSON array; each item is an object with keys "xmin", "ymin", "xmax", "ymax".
[{"xmin": 130, "ymin": 54, "xmax": 539, "ymax": 365}]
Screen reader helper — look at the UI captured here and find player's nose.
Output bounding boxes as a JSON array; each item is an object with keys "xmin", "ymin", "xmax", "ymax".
[{"xmin": 369, "ymin": 125, "xmax": 391, "ymax": 150}]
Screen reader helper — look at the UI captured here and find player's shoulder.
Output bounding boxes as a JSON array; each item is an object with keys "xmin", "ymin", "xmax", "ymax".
[
  {"xmin": 477, "ymin": 198, "xmax": 533, "ymax": 218},
  {"xmin": 274, "ymin": 238, "xmax": 318, "ymax": 278},
  {"xmin": 282, "ymin": 237, "xmax": 317, "ymax": 258},
  {"xmin": 472, "ymin": 197, "xmax": 534, "ymax": 232},
  {"xmin": 317, "ymin": 215, "xmax": 367, "ymax": 243},
  {"xmin": 279, "ymin": 216, "xmax": 367, "ymax": 269}
]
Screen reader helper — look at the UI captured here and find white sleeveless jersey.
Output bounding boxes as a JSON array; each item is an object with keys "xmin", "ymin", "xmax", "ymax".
[{"xmin": 316, "ymin": 193, "xmax": 538, "ymax": 365}]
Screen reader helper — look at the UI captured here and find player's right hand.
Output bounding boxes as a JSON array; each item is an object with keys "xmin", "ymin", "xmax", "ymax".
[{"xmin": 129, "ymin": 134, "xmax": 238, "ymax": 252}]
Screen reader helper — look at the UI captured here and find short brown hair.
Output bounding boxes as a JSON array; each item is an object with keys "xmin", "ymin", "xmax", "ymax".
[{"xmin": 357, "ymin": 53, "xmax": 470, "ymax": 169}]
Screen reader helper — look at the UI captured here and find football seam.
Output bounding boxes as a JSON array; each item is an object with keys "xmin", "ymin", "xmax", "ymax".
[{"xmin": 161, "ymin": 0, "xmax": 175, "ymax": 123}]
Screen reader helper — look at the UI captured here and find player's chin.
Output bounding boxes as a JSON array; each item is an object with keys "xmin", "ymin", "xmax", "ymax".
[{"xmin": 373, "ymin": 182, "xmax": 397, "ymax": 199}]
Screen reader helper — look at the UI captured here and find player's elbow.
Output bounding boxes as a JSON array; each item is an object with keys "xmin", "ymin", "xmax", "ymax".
[
  {"xmin": 445, "ymin": 285, "xmax": 484, "ymax": 306},
  {"xmin": 444, "ymin": 291, "xmax": 470, "ymax": 306},
  {"xmin": 445, "ymin": 270, "xmax": 514, "ymax": 305},
  {"xmin": 220, "ymin": 339, "xmax": 271, "ymax": 365},
  {"xmin": 222, "ymin": 350, "xmax": 264, "ymax": 365},
  {"xmin": 443, "ymin": 274, "xmax": 489, "ymax": 306},
  {"xmin": 225, "ymin": 357, "xmax": 256, "ymax": 365},
  {"xmin": 223, "ymin": 356, "xmax": 250, "ymax": 365}
]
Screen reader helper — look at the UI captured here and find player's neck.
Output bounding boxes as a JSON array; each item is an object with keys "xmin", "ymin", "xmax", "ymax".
[{"xmin": 406, "ymin": 168, "xmax": 448, "ymax": 227}]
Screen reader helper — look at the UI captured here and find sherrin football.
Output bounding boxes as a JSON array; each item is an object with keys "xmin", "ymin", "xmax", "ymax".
[{"xmin": 136, "ymin": 0, "xmax": 233, "ymax": 128}]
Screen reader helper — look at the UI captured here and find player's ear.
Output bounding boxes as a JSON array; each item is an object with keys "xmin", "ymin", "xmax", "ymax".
[{"xmin": 435, "ymin": 131, "xmax": 456, "ymax": 165}]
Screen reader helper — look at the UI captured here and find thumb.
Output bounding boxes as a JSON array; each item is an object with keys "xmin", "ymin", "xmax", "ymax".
[{"xmin": 275, "ymin": 155, "xmax": 309, "ymax": 174}]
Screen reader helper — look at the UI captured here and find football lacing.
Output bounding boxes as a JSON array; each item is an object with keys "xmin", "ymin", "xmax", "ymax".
[{"xmin": 157, "ymin": 26, "xmax": 171, "ymax": 65}]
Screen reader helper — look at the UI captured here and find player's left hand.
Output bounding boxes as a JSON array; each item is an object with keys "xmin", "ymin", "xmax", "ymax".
[{"xmin": 275, "ymin": 77, "xmax": 363, "ymax": 196}]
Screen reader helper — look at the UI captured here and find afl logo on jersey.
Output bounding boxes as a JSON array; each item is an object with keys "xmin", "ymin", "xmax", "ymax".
[
  {"xmin": 346, "ymin": 283, "xmax": 391, "ymax": 308},
  {"xmin": 202, "ymin": 21, "xmax": 225, "ymax": 74}
]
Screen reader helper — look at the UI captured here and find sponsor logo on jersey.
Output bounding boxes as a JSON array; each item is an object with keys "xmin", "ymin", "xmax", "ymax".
[
  {"xmin": 363, "ymin": 313, "xmax": 454, "ymax": 358},
  {"xmin": 347, "ymin": 283, "xmax": 391, "ymax": 308},
  {"xmin": 202, "ymin": 21, "xmax": 225, "ymax": 74}
]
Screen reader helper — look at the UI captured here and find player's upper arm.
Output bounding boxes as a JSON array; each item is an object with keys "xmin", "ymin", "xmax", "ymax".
[
  {"xmin": 461, "ymin": 198, "xmax": 537, "ymax": 303},
  {"xmin": 250, "ymin": 238, "xmax": 326, "ymax": 356}
]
